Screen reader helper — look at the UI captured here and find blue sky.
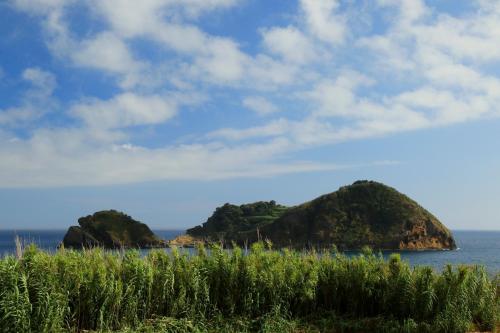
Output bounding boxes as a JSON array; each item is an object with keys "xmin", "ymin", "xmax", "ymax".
[{"xmin": 1, "ymin": 0, "xmax": 500, "ymax": 230}]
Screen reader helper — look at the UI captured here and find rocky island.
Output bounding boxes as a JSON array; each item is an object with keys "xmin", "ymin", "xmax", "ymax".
[
  {"xmin": 62, "ymin": 210, "xmax": 166, "ymax": 249},
  {"xmin": 183, "ymin": 181, "xmax": 457, "ymax": 250}
]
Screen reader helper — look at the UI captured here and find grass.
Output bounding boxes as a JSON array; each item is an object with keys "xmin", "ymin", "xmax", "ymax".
[{"xmin": 0, "ymin": 243, "xmax": 498, "ymax": 333}]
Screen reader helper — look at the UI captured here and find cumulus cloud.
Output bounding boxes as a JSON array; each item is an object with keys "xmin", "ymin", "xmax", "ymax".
[
  {"xmin": 300, "ymin": 0, "xmax": 346, "ymax": 44},
  {"xmin": 306, "ymin": 72, "xmax": 374, "ymax": 118},
  {"xmin": 90, "ymin": 0, "xmax": 241, "ymax": 38},
  {"xmin": 194, "ymin": 38, "xmax": 248, "ymax": 83},
  {"xmin": 10, "ymin": 2, "xmax": 149, "ymax": 89},
  {"xmin": 71, "ymin": 32, "xmax": 146, "ymax": 89},
  {"xmin": 11, "ymin": 0, "xmax": 306, "ymax": 89},
  {"xmin": 89, "ymin": 0, "xmax": 251, "ymax": 85},
  {"xmin": 262, "ymin": 26, "xmax": 317, "ymax": 64}
]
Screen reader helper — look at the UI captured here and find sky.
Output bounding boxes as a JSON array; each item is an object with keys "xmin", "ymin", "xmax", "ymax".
[{"xmin": 0, "ymin": 0, "xmax": 500, "ymax": 230}]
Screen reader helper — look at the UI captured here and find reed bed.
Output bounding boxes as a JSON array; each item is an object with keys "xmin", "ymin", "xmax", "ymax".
[{"xmin": 0, "ymin": 243, "xmax": 498, "ymax": 333}]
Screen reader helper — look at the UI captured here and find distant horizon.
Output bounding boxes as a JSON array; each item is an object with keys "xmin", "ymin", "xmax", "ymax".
[{"xmin": 2, "ymin": 228, "xmax": 500, "ymax": 232}]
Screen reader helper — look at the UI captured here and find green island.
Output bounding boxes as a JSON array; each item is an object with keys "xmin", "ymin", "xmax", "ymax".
[
  {"xmin": 62, "ymin": 210, "xmax": 166, "ymax": 249},
  {"xmin": 183, "ymin": 180, "xmax": 456, "ymax": 250}
]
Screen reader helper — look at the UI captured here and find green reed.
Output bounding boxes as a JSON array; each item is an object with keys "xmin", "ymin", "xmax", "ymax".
[{"xmin": 0, "ymin": 243, "xmax": 498, "ymax": 333}]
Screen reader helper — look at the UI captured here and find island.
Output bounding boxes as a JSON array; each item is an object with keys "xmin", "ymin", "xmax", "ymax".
[
  {"xmin": 61, "ymin": 210, "xmax": 166, "ymax": 249},
  {"xmin": 181, "ymin": 180, "xmax": 457, "ymax": 250}
]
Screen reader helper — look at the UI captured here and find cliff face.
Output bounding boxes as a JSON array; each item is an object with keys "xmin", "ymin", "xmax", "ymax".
[
  {"xmin": 186, "ymin": 181, "xmax": 457, "ymax": 250},
  {"xmin": 62, "ymin": 210, "xmax": 165, "ymax": 249}
]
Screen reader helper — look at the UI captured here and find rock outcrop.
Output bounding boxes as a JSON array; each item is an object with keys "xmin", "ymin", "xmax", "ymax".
[{"xmin": 62, "ymin": 210, "xmax": 166, "ymax": 249}]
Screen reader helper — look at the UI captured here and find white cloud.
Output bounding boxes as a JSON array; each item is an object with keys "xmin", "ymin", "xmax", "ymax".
[
  {"xmin": 89, "ymin": 0, "xmax": 249, "ymax": 85},
  {"xmin": 22, "ymin": 67, "xmax": 57, "ymax": 97},
  {"xmin": 159, "ymin": 0, "xmax": 240, "ymax": 19},
  {"xmin": 262, "ymin": 26, "xmax": 317, "ymax": 64},
  {"xmin": 391, "ymin": 87, "xmax": 492, "ymax": 126},
  {"xmin": 355, "ymin": 0, "xmax": 500, "ymax": 131},
  {"xmin": 208, "ymin": 119, "xmax": 289, "ymax": 141},
  {"xmin": 300, "ymin": 0, "xmax": 346, "ymax": 44},
  {"xmin": 393, "ymin": 88, "xmax": 455, "ymax": 110},
  {"xmin": 1, "ymin": 123, "xmax": 397, "ymax": 188},
  {"xmin": 71, "ymin": 93, "xmax": 177, "ymax": 129},
  {"xmin": 0, "ymin": 68, "xmax": 57, "ymax": 126},
  {"xmin": 377, "ymin": 0, "xmax": 428, "ymax": 25},
  {"xmin": 0, "ymin": 131, "xmax": 315, "ymax": 187},
  {"xmin": 242, "ymin": 97, "xmax": 280, "ymax": 116},
  {"xmin": 194, "ymin": 38, "xmax": 247, "ymax": 83},
  {"xmin": 0, "ymin": 106, "xmax": 40, "ymax": 126},
  {"xmin": 71, "ymin": 32, "xmax": 146, "ymax": 89},
  {"xmin": 413, "ymin": 14, "xmax": 500, "ymax": 63},
  {"xmin": 11, "ymin": 2, "xmax": 148, "ymax": 89},
  {"xmin": 306, "ymin": 71, "xmax": 374, "ymax": 118},
  {"xmin": 367, "ymin": 0, "xmax": 500, "ymax": 68},
  {"xmin": 357, "ymin": 35, "xmax": 415, "ymax": 71},
  {"xmin": 4, "ymin": 0, "xmax": 500, "ymax": 188},
  {"xmin": 12, "ymin": 0, "xmax": 302, "ymax": 89},
  {"xmin": 90, "ymin": 0, "xmax": 240, "ymax": 38},
  {"xmin": 247, "ymin": 54, "xmax": 300, "ymax": 88},
  {"xmin": 11, "ymin": 0, "xmax": 73, "ymax": 15}
]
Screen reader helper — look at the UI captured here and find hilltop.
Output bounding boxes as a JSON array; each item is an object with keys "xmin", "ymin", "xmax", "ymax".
[
  {"xmin": 62, "ymin": 210, "xmax": 166, "ymax": 249},
  {"xmin": 184, "ymin": 181, "xmax": 456, "ymax": 250}
]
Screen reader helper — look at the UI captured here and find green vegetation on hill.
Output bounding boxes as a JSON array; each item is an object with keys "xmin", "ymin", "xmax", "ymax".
[
  {"xmin": 0, "ymin": 244, "xmax": 498, "ymax": 332},
  {"xmin": 186, "ymin": 181, "xmax": 456, "ymax": 250},
  {"xmin": 62, "ymin": 210, "xmax": 164, "ymax": 249},
  {"xmin": 262, "ymin": 180, "xmax": 456, "ymax": 250},
  {"xmin": 187, "ymin": 201, "xmax": 288, "ymax": 241}
]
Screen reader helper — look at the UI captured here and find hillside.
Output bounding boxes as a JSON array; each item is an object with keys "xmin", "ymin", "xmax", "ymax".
[
  {"xmin": 185, "ymin": 181, "xmax": 456, "ymax": 250},
  {"xmin": 187, "ymin": 200, "xmax": 287, "ymax": 240},
  {"xmin": 62, "ymin": 210, "xmax": 165, "ymax": 249}
]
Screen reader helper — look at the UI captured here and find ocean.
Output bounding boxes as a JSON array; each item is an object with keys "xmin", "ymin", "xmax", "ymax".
[
  {"xmin": 0, "ymin": 229, "xmax": 184, "ymax": 255},
  {"xmin": 0, "ymin": 230, "xmax": 498, "ymax": 273}
]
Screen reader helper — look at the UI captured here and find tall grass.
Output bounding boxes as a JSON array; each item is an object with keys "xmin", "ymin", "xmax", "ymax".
[{"xmin": 0, "ymin": 243, "xmax": 498, "ymax": 333}]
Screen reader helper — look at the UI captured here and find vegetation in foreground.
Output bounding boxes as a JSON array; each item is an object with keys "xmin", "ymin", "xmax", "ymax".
[{"xmin": 0, "ymin": 243, "xmax": 498, "ymax": 333}]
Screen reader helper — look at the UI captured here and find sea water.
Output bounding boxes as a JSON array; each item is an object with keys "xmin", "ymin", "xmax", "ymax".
[
  {"xmin": 0, "ymin": 230, "xmax": 184, "ymax": 255},
  {"xmin": 0, "ymin": 230, "xmax": 498, "ymax": 273}
]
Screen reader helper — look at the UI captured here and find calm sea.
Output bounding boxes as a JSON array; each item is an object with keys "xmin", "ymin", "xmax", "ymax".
[
  {"xmin": 0, "ymin": 230, "xmax": 184, "ymax": 255},
  {"xmin": 0, "ymin": 230, "xmax": 498, "ymax": 273}
]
